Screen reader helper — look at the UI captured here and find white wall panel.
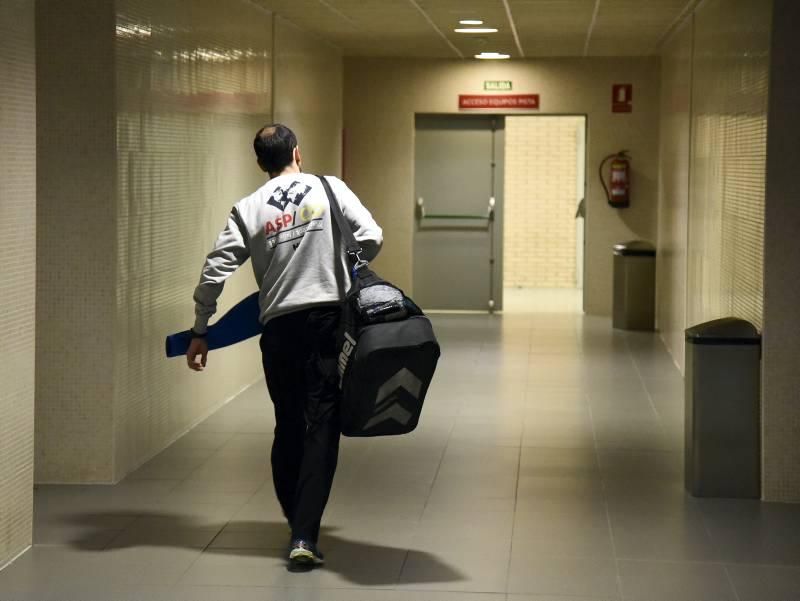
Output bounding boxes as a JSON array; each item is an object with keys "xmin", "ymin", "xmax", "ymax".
[{"xmin": 0, "ymin": 0, "xmax": 36, "ymax": 566}]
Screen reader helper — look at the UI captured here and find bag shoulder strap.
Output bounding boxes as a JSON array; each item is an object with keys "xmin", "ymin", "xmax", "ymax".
[
  {"xmin": 317, "ymin": 175, "xmax": 366, "ymax": 268},
  {"xmin": 317, "ymin": 175, "xmax": 356, "ymax": 249}
]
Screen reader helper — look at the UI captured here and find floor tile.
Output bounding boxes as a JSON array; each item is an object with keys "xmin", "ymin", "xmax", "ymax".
[
  {"xmin": 32, "ymin": 523, "xmax": 123, "ymax": 549},
  {"xmin": 318, "ymin": 519, "xmax": 417, "ymax": 550},
  {"xmin": 512, "ymin": 511, "xmax": 615, "ymax": 559},
  {"xmin": 122, "ymin": 502, "xmax": 242, "ymax": 528},
  {"xmin": 36, "ymin": 479, "xmax": 181, "ymax": 515},
  {"xmin": 617, "ymin": 559, "xmax": 736, "ymax": 601},
  {"xmin": 516, "ymin": 474, "xmax": 605, "ymax": 503},
  {"xmin": 41, "ymin": 586, "xmax": 176, "ymax": 601},
  {"xmin": 587, "ymin": 394, "xmax": 658, "ymax": 419},
  {"xmin": 326, "ymin": 495, "xmax": 428, "ymax": 522},
  {"xmin": 522, "ymin": 420, "xmax": 596, "ymax": 449},
  {"xmin": 208, "ymin": 522, "xmax": 292, "ymax": 550},
  {"xmin": 608, "ymin": 501, "xmax": 719, "ymax": 562},
  {"xmin": 298, "ymin": 540, "xmax": 409, "ymax": 588},
  {"xmin": 422, "ymin": 495, "xmax": 516, "ymax": 516},
  {"xmin": 168, "ymin": 588, "xmax": 505, "ymax": 601},
  {"xmin": 507, "ymin": 555, "xmax": 619, "ymax": 597},
  {"xmin": 411, "ymin": 512, "xmax": 513, "ymax": 554},
  {"xmin": 30, "ymin": 508, "xmax": 139, "ymax": 537},
  {"xmin": 519, "ymin": 447, "xmax": 599, "ymax": 479},
  {"xmin": 176, "ymin": 549, "xmax": 290, "ymax": 587},
  {"xmin": 0, "ymin": 546, "xmax": 201, "ymax": 594},
  {"xmin": 508, "ymin": 596, "xmax": 619, "ymax": 601},
  {"xmin": 596, "ymin": 450, "xmax": 682, "ymax": 483},
  {"xmin": 592, "ymin": 417, "xmax": 675, "ymax": 452},
  {"xmin": 397, "ymin": 548, "xmax": 508, "ymax": 592},
  {"xmin": 725, "ymin": 563, "xmax": 800, "ymax": 601},
  {"xmin": 106, "ymin": 525, "xmax": 223, "ymax": 549}
]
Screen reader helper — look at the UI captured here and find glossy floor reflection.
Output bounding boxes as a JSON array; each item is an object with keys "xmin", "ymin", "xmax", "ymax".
[{"xmin": 4, "ymin": 292, "xmax": 800, "ymax": 600}]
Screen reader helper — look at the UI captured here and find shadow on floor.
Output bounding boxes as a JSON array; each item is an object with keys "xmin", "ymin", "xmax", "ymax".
[{"xmin": 62, "ymin": 512, "xmax": 466, "ymax": 587}]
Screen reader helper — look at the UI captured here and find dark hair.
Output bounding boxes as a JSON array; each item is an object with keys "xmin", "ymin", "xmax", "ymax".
[{"xmin": 253, "ymin": 124, "xmax": 297, "ymax": 175}]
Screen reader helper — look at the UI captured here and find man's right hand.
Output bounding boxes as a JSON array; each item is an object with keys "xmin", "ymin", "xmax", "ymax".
[{"xmin": 187, "ymin": 337, "xmax": 209, "ymax": 371}]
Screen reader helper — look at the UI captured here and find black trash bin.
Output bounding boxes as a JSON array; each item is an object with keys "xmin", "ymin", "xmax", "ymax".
[
  {"xmin": 612, "ymin": 241, "xmax": 656, "ymax": 331},
  {"xmin": 685, "ymin": 318, "xmax": 761, "ymax": 498}
]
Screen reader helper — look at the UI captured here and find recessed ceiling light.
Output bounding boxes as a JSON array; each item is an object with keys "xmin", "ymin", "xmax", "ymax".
[
  {"xmin": 475, "ymin": 52, "xmax": 510, "ymax": 60},
  {"xmin": 459, "ymin": 19, "xmax": 483, "ymax": 25},
  {"xmin": 455, "ymin": 27, "xmax": 498, "ymax": 33}
]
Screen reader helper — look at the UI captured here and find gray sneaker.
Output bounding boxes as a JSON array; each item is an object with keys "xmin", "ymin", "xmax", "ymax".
[{"xmin": 288, "ymin": 539, "xmax": 325, "ymax": 567}]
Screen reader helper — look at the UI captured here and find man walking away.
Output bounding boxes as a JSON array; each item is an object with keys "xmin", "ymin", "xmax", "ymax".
[{"xmin": 186, "ymin": 124, "xmax": 382, "ymax": 568}]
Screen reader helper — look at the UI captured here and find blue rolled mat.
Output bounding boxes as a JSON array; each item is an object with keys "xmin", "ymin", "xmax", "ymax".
[{"xmin": 165, "ymin": 292, "xmax": 262, "ymax": 358}]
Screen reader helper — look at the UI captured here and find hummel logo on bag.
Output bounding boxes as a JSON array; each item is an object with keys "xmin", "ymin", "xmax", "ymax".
[{"xmin": 337, "ymin": 331, "xmax": 358, "ymax": 386}]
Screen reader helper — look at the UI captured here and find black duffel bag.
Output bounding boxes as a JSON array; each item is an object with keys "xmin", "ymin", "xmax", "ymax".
[{"xmin": 318, "ymin": 176, "xmax": 441, "ymax": 437}]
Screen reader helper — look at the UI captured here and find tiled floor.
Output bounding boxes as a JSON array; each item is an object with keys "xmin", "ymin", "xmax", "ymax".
[{"xmin": 4, "ymin": 290, "xmax": 800, "ymax": 600}]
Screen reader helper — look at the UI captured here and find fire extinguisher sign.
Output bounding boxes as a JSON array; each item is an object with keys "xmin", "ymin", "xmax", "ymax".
[{"xmin": 612, "ymin": 84, "xmax": 633, "ymax": 113}]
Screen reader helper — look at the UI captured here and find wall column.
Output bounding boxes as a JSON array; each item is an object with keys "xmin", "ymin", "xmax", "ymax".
[
  {"xmin": 762, "ymin": 0, "xmax": 800, "ymax": 502},
  {"xmin": 35, "ymin": 0, "xmax": 117, "ymax": 482}
]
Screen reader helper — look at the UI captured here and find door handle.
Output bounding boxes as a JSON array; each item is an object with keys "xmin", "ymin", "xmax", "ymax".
[{"xmin": 416, "ymin": 196, "xmax": 495, "ymax": 221}]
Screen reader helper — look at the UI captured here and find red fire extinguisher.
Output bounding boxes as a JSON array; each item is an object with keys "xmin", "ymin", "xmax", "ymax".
[{"xmin": 599, "ymin": 151, "xmax": 631, "ymax": 208}]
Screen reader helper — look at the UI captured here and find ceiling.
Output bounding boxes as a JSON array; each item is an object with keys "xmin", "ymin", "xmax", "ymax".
[{"xmin": 252, "ymin": 0, "xmax": 698, "ymax": 58}]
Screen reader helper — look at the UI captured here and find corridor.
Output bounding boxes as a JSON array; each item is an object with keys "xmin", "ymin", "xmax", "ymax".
[{"xmin": 4, "ymin": 298, "xmax": 800, "ymax": 600}]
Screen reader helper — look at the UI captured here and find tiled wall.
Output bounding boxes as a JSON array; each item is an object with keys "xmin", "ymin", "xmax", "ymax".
[
  {"xmin": 36, "ymin": 0, "xmax": 117, "ymax": 482},
  {"xmin": 0, "ymin": 0, "xmax": 36, "ymax": 567},
  {"xmin": 35, "ymin": 0, "xmax": 343, "ymax": 483},
  {"xmin": 657, "ymin": 0, "xmax": 770, "ymax": 373},
  {"xmin": 343, "ymin": 57, "xmax": 661, "ymax": 315},
  {"xmin": 686, "ymin": 0, "xmax": 771, "ymax": 331},
  {"xmin": 504, "ymin": 116, "xmax": 583, "ymax": 289},
  {"xmin": 113, "ymin": 0, "xmax": 275, "ymax": 479},
  {"xmin": 656, "ymin": 20, "xmax": 692, "ymax": 371}
]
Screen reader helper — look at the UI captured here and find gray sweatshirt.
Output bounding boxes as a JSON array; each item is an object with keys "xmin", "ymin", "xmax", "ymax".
[{"xmin": 192, "ymin": 174, "xmax": 383, "ymax": 334}]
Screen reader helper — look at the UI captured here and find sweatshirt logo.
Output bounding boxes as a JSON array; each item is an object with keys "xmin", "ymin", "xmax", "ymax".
[
  {"xmin": 264, "ymin": 200, "xmax": 327, "ymax": 249},
  {"xmin": 266, "ymin": 218, "xmax": 324, "ymax": 249},
  {"xmin": 267, "ymin": 181, "xmax": 312, "ymax": 212}
]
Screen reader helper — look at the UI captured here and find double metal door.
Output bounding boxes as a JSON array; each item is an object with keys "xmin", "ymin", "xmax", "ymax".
[{"xmin": 413, "ymin": 115, "xmax": 504, "ymax": 311}]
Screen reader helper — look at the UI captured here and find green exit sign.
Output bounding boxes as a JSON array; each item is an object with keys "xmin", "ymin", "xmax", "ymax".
[{"xmin": 484, "ymin": 80, "xmax": 512, "ymax": 91}]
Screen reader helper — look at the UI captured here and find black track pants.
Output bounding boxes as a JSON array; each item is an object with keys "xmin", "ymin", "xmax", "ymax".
[{"xmin": 260, "ymin": 307, "xmax": 341, "ymax": 543}]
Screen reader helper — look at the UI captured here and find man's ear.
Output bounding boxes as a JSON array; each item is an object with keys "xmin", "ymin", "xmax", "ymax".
[{"xmin": 294, "ymin": 146, "xmax": 302, "ymax": 167}]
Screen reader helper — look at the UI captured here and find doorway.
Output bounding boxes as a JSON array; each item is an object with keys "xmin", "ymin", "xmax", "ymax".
[
  {"xmin": 502, "ymin": 116, "xmax": 586, "ymax": 313},
  {"xmin": 412, "ymin": 114, "xmax": 586, "ymax": 313}
]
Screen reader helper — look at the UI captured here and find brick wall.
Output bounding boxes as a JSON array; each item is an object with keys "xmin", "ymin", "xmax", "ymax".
[{"xmin": 504, "ymin": 116, "xmax": 583, "ymax": 288}]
